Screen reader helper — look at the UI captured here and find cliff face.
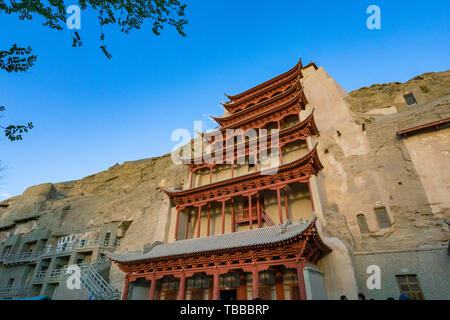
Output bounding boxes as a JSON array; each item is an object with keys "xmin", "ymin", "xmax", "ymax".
[
  {"xmin": 348, "ymin": 70, "xmax": 450, "ymax": 113},
  {"xmin": 0, "ymin": 69, "xmax": 449, "ymax": 290},
  {"xmin": 0, "ymin": 154, "xmax": 188, "ymax": 287}
]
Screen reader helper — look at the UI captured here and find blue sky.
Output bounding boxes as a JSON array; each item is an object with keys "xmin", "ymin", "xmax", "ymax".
[{"xmin": 1, "ymin": 0, "xmax": 449, "ymax": 199}]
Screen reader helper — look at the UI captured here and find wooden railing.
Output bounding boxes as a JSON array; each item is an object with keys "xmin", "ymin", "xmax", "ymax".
[{"xmin": 235, "ymin": 207, "xmax": 259, "ymax": 224}]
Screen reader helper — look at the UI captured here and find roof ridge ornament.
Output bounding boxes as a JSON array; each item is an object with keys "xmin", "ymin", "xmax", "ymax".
[
  {"xmin": 277, "ymin": 220, "xmax": 291, "ymax": 234},
  {"xmin": 143, "ymin": 241, "xmax": 164, "ymax": 254}
]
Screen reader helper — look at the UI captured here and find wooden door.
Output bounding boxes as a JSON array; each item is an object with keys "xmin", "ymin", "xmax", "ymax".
[
  {"xmin": 164, "ymin": 290, "xmax": 178, "ymax": 300},
  {"xmin": 191, "ymin": 289, "xmax": 204, "ymax": 300},
  {"xmin": 290, "ymin": 285, "xmax": 300, "ymax": 300},
  {"xmin": 259, "ymin": 286, "xmax": 272, "ymax": 300}
]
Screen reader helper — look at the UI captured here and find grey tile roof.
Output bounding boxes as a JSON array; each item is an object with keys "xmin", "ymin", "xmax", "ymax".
[{"xmin": 107, "ymin": 216, "xmax": 316, "ymax": 263}]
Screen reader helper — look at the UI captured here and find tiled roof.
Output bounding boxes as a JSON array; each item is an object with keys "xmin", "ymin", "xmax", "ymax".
[{"xmin": 106, "ymin": 216, "xmax": 316, "ymax": 263}]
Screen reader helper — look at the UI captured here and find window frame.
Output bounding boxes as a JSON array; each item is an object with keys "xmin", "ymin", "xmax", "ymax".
[
  {"xmin": 404, "ymin": 93, "xmax": 418, "ymax": 105},
  {"xmin": 357, "ymin": 214, "xmax": 369, "ymax": 234},
  {"xmin": 374, "ymin": 207, "xmax": 392, "ymax": 229},
  {"xmin": 395, "ymin": 274, "xmax": 425, "ymax": 300}
]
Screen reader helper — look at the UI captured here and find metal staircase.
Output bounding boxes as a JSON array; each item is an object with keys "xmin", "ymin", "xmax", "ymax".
[{"xmin": 79, "ymin": 258, "xmax": 121, "ymax": 300}]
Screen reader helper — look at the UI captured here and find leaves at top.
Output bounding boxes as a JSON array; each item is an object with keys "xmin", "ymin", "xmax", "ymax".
[
  {"xmin": 0, "ymin": 44, "xmax": 37, "ymax": 72},
  {"xmin": 0, "ymin": 0, "xmax": 188, "ymax": 58}
]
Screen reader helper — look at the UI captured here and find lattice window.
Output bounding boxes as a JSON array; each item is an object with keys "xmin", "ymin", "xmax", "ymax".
[
  {"xmin": 357, "ymin": 214, "xmax": 369, "ymax": 234},
  {"xmin": 103, "ymin": 232, "xmax": 111, "ymax": 246},
  {"xmin": 187, "ymin": 274, "xmax": 210, "ymax": 289},
  {"xmin": 396, "ymin": 274, "xmax": 425, "ymax": 300},
  {"xmin": 220, "ymin": 273, "xmax": 240, "ymax": 288},
  {"xmin": 404, "ymin": 93, "xmax": 417, "ymax": 105},
  {"xmin": 374, "ymin": 207, "xmax": 392, "ymax": 228},
  {"xmin": 161, "ymin": 278, "xmax": 180, "ymax": 291},
  {"xmin": 259, "ymin": 271, "xmax": 276, "ymax": 285}
]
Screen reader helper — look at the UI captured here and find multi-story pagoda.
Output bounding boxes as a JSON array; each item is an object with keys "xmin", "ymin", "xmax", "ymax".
[{"xmin": 108, "ymin": 59, "xmax": 332, "ymax": 300}]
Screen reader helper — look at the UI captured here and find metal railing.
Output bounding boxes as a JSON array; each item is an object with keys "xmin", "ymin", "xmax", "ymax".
[
  {"xmin": 33, "ymin": 257, "xmax": 112, "ymax": 282},
  {"xmin": 49, "ymin": 256, "xmax": 120, "ymax": 300},
  {"xmin": 80, "ymin": 264, "xmax": 120, "ymax": 300},
  {"xmin": 34, "ymin": 270, "xmax": 48, "ymax": 282},
  {"xmin": 0, "ymin": 238, "xmax": 120, "ymax": 265},
  {"xmin": 2, "ymin": 250, "xmax": 43, "ymax": 265},
  {"xmin": 0, "ymin": 286, "xmax": 29, "ymax": 298},
  {"xmin": 41, "ymin": 238, "xmax": 120, "ymax": 257}
]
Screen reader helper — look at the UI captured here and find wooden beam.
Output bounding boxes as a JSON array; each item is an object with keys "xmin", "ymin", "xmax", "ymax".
[
  {"xmin": 277, "ymin": 188, "xmax": 284, "ymax": 224},
  {"xmin": 249, "ymin": 194, "xmax": 253, "ymax": 230},
  {"xmin": 296, "ymin": 262, "xmax": 307, "ymax": 300},
  {"xmin": 257, "ymin": 193, "xmax": 262, "ymax": 228},
  {"xmin": 121, "ymin": 275, "xmax": 130, "ymax": 300},
  {"xmin": 231, "ymin": 198, "xmax": 236, "ymax": 233},
  {"xmin": 221, "ymin": 200, "xmax": 226, "ymax": 234},
  {"xmin": 207, "ymin": 205, "xmax": 211, "ymax": 237},
  {"xmin": 284, "ymin": 187, "xmax": 290, "ymax": 221},
  {"xmin": 174, "ymin": 209, "xmax": 180, "ymax": 241},
  {"xmin": 177, "ymin": 272, "xmax": 186, "ymax": 300},
  {"xmin": 252, "ymin": 266, "xmax": 259, "ymax": 299},
  {"xmin": 196, "ymin": 206, "xmax": 203, "ymax": 238},
  {"xmin": 148, "ymin": 275, "xmax": 156, "ymax": 300}
]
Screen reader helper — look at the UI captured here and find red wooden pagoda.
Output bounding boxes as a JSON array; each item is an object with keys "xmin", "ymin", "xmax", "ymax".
[{"xmin": 108, "ymin": 59, "xmax": 331, "ymax": 300}]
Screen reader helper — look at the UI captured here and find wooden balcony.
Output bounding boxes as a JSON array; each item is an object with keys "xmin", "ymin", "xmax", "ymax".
[{"xmin": 235, "ymin": 208, "xmax": 259, "ymax": 224}]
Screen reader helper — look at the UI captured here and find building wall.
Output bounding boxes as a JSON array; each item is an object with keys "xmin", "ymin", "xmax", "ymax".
[
  {"xmin": 301, "ymin": 65, "xmax": 450, "ymax": 299},
  {"xmin": 352, "ymin": 248, "xmax": 450, "ymax": 300},
  {"xmin": 403, "ymin": 129, "xmax": 450, "ymax": 215}
]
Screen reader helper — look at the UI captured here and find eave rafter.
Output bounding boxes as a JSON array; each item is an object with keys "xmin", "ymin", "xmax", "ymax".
[
  {"xmin": 110, "ymin": 221, "xmax": 332, "ymax": 274},
  {"xmin": 183, "ymin": 110, "xmax": 318, "ymax": 171},
  {"xmin": 223, "ymin": 65, "xmax": 303, "ymax": 114},
  {"xmin": 201, "ymin": 92, "xmax": 305, "ymax": 147},
  {"xmin": 213, "ymin": 83, "xmax": 304, "ymax": 127},
  {"xmin": 165, "ymin": 145, "xmax": 323, "ymax": 208},
  {"xmin": 224, "ymin": 59, "xmax": 303, "ymax": 106}
]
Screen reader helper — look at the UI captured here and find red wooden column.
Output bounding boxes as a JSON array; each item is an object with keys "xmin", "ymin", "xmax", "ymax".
[
  {"xmin": 307, "ymin": 179, "xmax": 315, "ymax": 212},
  {"xmin": 212, "ymin": 269, "xmax": 220, "ymax": 300},
  {"xmin": 231, "ymin": 198, "xmax": 236, "ymax": 232},
  {"xmin": 256, "ymin": 193, "xmax": 262, "ymax": 228},
  {"xmin": 296, "ymin": 261, "xmax": 308, "ymax": 300},
  {"xmin": 196, "ymin": 205, "xmax": 203, "ymax": 238},
  {"xmin": 252, "ymin": 267, "xmax": 259, "ymax": 299},
  {"xmin": 207, "ymin": 204, "xmax": 211, "ymax": 237},
  {"xmin": 178, "ymin": 272, "xmax": 186, "ymax": 300},
  {"xmin": 220, "ymin": 199, "xmax": 227, "ymax": 234},
  {"xmin": 174, "ymin": 208, "xmax": 181, "ymax": 241},
  {"xmin": 231, "ymin": 163, "xmax": 234, "ymax": 178},
  {"xmin": 185, "ymin": 208, "xmax": 190, "ymax": 240},
  {"xmin": 279, "ymin": 145, "xmax": 283, "ymax": 165},
  {"xmin": 284, "ymin": 187, "xmax": 290, "ymax": 221},
  {"xmin": 148, "ymin": 274, "xmax": 157, "ymax": 300},
  {"xmin": 121, "ymin": 274, "xmax": 131, "ymax": 300},
  {"xmin": 248, "ymin": 194, "xmax": 253, "ymax": 230},
  {"xmin": 276, "ymin": 188, "xmax": 284, "ymax": 224}
]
